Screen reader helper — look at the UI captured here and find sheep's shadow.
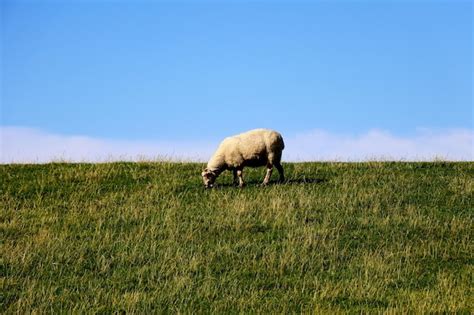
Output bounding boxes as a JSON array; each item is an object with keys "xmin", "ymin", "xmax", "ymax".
[
  {"xmin": 284, "ymin": 177, "xmax": 327, "ymax": 185},
  {"xmin": 214, "ymin": 176, "xmax": 326, "ymax": 188}
]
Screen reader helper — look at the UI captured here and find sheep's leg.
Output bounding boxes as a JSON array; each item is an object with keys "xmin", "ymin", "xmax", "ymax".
[
  {"xmin": 275, "ymin": 163, "xmax": 285, "ymax": 182},
  {"xmin": 237, "ymin": 169, "xmax": 245, "ymax": 188},
  {"xmin": 268, "ymin": 151, "xmax": 284, "ymax": 183},
  {"xmin": 262, "ymin": 164, "xmax": 273, "ymax": 185},
  {"xmin": 233, "ymin": 169, "xmax": 239, "ymax": 186}
]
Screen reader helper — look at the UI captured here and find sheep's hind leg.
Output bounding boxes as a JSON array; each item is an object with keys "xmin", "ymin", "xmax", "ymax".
[
  {"xmin": 275, "ymin": 163, "xmax": 285, "ymax": 183},
  {"xmin": 262, "ymin": 164, "xmax": 273, "ymax": 186},
  {"xmin": 268, "ymin": 152, "xmax": 284, "ymax": 183},
  {"xmin": 237, "ymin": 169, "xmax": 245, "ymax": 188}
]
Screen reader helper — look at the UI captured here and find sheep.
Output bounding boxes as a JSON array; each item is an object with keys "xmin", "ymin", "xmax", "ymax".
[{"xmin": 201, "ymin": 129, "xmax": 285, "ymax": 188}]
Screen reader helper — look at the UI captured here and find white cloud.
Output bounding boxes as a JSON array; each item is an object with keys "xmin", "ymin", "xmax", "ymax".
[
  {"xmin": 0, "ymin": 126, "xmax": 215, "ymax": 163},
  {"xmin": 1, "ymin": 126, "xmax": 472, "ymax": 163},
  {"xmin": 284, "ymin": 128, "xmax": 473, "ymax": 161}
]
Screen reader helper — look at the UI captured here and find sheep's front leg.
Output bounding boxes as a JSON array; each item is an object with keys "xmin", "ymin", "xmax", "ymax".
[
  {"xmin": 233, "ymin": 169, "xmax": 239, "ymax": 186},
  {"xmin": 237, "ymin": 169, "xmax": 245, "ymax": 188},
  {"xmin": 262, "ymin": 164, "xmax": 273, "ymax": 185}
]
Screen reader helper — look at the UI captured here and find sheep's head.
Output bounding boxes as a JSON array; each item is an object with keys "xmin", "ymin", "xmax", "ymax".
[{"xmin": 201, "ymin": 168, "xmax": 217, "ymax": 188}]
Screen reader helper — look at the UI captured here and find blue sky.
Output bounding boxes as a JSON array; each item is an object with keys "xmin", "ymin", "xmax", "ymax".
[{"xmin": 1, "ymin": 0, "xmax": 473, "ymax": 161}]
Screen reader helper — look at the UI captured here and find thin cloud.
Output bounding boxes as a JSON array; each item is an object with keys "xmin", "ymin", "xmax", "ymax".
[
  {"xmin": 285, "ymin": 128, "xmax": 473, "ymax": 161},
  {"xmin": 1, "ymin": 126, "xmax": 472, "ymax": 163},
  {"xmin": 0, "ymin": 126, "xmax": 215, "ymax": 163}
]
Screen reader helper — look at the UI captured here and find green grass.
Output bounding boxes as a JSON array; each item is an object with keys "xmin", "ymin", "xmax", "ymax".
[{"xmin": 1, "ymin": 162, "xmax": 473, "ymax": 313}]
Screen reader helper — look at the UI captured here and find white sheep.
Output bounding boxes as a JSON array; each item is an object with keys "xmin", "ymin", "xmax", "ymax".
[{"xmin": 201, "ymin": 129, "xmax": 285, "ymax": 188}]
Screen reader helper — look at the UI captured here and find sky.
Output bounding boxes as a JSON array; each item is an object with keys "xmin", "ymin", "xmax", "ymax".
[{"xmin": 1, "ymin": 0, "xmax": 473, "ymax": 162}]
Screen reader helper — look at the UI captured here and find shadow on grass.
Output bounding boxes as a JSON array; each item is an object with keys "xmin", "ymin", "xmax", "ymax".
[
  {"xmin": 285, "ymin": 177, "xmax": 327, "ymax": 185},
  {"xmin": 213, "ymin": 176, "xmax": 327, "ymax": 188}
]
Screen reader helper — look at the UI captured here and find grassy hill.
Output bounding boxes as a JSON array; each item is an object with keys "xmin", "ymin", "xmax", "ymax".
[{"xmin": 1, "ymin": 162, "xmax": 472, "ymax": 313}]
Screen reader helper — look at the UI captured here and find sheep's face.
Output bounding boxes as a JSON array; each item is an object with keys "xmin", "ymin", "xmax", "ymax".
[{"xmin": 201, "ymin": 169, "xmax": 216, "ymax": 188}]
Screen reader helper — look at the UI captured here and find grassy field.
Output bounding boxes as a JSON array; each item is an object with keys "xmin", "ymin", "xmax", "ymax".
[{"xmin": 1, "ymin": 162, "xmax": 473, "ymax": 313}]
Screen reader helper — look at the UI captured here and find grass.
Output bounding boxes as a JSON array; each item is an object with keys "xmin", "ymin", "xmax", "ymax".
[{"xmin": 1, "ymin": 161, "xmax": 473, "ymax": 313}]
